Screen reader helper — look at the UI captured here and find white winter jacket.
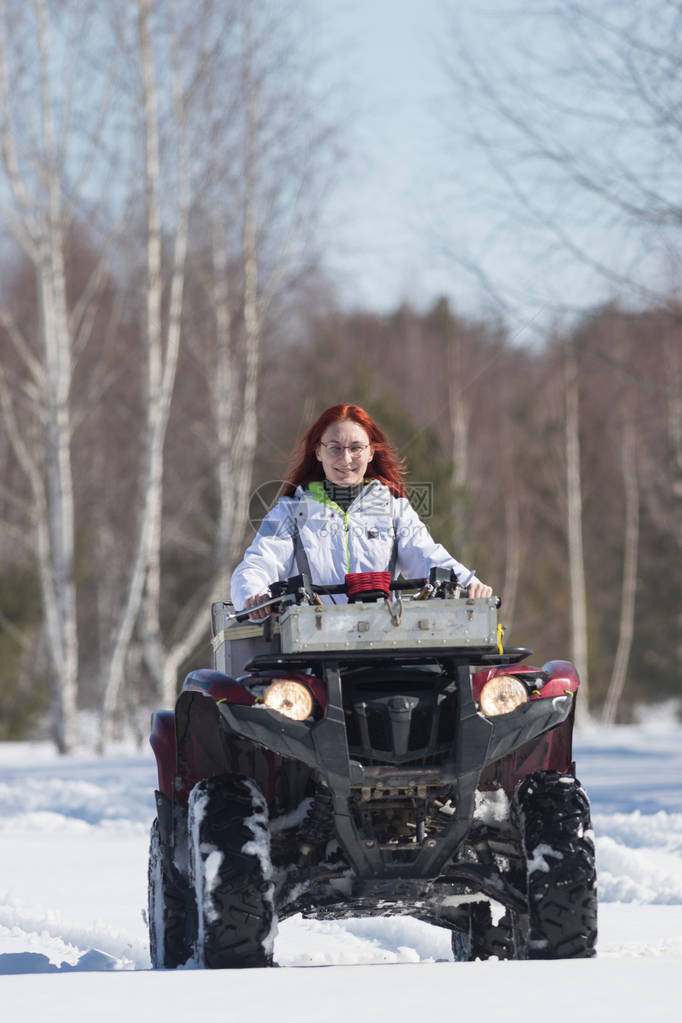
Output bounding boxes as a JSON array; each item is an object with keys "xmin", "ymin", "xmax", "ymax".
[{"xmin": 229, "ymin": 480, "xmax": 478, "ymax": 611}]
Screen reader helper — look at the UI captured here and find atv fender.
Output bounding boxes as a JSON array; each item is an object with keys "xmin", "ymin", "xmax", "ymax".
[
  {"xmin": 534, "ymin": 660, "xmax": 580, "ymax": 699},
  {"xmin": 180, "ymin": 667, "xmax": 257, "ymax": 704},
  {"xmin": 476, "ymin": 661, "xmax": 580, "ymax": 795},
  {"xmin": 174, "ymin": 669, "xmax": 289, "ymax": 805},
  {"xmin": 471, "ymin": 660, "xmax": 580, "ymax": 702},
  {"xmin": 149, "ymin": 667, "xmax": 253, "ymax": 803},
  {"xmin": 150, "ymin": 711, "xmax": 176, "ymax": 801}
]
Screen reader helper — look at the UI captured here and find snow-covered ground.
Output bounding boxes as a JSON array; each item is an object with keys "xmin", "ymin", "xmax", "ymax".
[{"xmin": 1, "ymin": 709, "xmax": 681, "ymax": 1021}]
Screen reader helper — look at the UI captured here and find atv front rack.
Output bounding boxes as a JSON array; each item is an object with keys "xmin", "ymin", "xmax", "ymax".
[
  {"xmin": 245, "ymin": 646, "xmax": 532, "ymax": 670},
  {"xmin": 277, "ymin": 597, "xmax": 500, "ymax": 653},
  {"xmin": 214, "ymin": 573, "xmax": 503, "ymax": 674}
]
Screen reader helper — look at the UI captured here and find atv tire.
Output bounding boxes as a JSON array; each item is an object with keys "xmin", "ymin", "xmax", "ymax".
[
  {"xmin": 513, "ymin": 771, "xmax": 597, "ymax": 959},
  {"xmin": 450, "ymin": 903, "xmax": 523, "ymax": 961},
  {"xmin": 189, "ymin": 774, "xmax": 276, "ymax": 969},
  {"xmin": 148, "ymin": 817, "xmax": 194, "ymax": 968}
]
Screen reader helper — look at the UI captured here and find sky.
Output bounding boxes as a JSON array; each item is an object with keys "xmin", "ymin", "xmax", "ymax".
[
  {"xmin": 310, "ymin": 0, "xmax": 469, "ymax": 314},
  {"xmin": 306, "ymin": 1, "xmax": 664, "ymax": 330}
]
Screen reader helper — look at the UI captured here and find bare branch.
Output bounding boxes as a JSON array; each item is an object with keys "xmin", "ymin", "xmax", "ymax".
[
  {"xmin": 0, "ymin": 2, "xmax": 40, "ymax": 255},
  {"xmin": 0, "ymin": 305, "xmax": 45, "ymax": 388}
]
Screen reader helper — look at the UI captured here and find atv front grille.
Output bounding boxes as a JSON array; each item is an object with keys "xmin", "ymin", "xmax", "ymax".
[{"xmin": 343, "ymin": 673, "xmax": 457, "ymax": 766}]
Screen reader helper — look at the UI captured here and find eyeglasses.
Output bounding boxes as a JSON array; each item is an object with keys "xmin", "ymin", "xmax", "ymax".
[{"xmin": 319, "ymin": 442, "xmax": 370, "ymax": 458}]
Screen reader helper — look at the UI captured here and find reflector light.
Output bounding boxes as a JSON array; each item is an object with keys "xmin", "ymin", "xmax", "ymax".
[
  {"xmin": 479, "ymin": 675, "xmax": 528, "ymax": 716},
  {"xmin": 264, "ymin": 679, "xmax": 313, "ymax": 721}
]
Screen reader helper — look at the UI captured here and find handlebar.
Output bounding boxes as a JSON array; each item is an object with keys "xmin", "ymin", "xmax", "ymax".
[
  {"xmin": 231, "ymin": 574, "xmax": 500, "ymax": 622},
  {"xmin": 312, "ymin": 577, "xmax": 427, "ymax": 595}
]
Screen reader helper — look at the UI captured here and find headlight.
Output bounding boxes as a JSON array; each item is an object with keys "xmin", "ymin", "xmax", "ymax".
[
  {"xmin": 264, "ymin": 679, "xmax": 313, "ymax": 721},
  {"xmin": 479, "ymin": 675, "xmax": 528, "ymax": 716}
]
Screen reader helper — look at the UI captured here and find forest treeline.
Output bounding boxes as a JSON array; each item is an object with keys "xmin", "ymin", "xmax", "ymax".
[
  {"xmin": 3, "ymin": 271, "xmax": 681, "ymax": 742},
  {"xmin": 1, "ymin": 1, "xmax": 681, "ymax": 748}
]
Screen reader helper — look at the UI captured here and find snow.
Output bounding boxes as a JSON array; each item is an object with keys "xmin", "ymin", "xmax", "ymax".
[
  {"xmin": 1, "ymin": 713, "xmax": 681, "ymax": 1021},
  {"xmin": 526, "ymin": 842, "xmax": 563, "ymax": 875}
]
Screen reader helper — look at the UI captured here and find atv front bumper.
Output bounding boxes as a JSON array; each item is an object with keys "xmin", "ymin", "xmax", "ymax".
[{"xmin": 216, "ymin": 652, "xmax": 574, "ymax": 881}]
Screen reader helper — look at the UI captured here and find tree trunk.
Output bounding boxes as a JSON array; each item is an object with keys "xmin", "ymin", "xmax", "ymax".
[
  {"xmin": 159, "ymin": 8, "xmax": 265, "ymax": 702},
  {"xmin": 159, "ymin": 221, "xmax": 238, "ymax": 705},
  {"xmin": 39, "ymin": 242, "xmax": 79, "ymax": 753},
  {"xmin": 501, "ymin": 478, "xmax": 521, "ymax": 635},
  {"xmin": 99, "ymin": 0, "xmax": 186, "ymax": 745},
  {"xmin": 0, "ymin": 0, "xmax": 81, "ymax": 753},
  {"xmin": 564, "ymin": 339, "xmax": 590, "ymax": 717},
  {"xmin": 602, "ymin": 400, "xmax": 639, "ymax": 725},
  {"xmin": 664, "ymin": 327, "xmax": 682, "ymax": 680},
  {"xmin": 448, "ymin": 323, "xmax": 469, "ymax": 552},
  {"xmin": 139, "ymin": 10, "xmax": 191, "ymax": 703},
  {"xmin": 228, "ymin": 4, "xmax": 261, "ymax": 568}
]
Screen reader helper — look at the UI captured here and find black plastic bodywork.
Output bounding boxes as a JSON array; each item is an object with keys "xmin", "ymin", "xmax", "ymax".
[
  {"xmin": 152, "ymin": 640, "xmax": 578, "ymax": 935},
  {"xmin": 215, "ymin": 651, "xmax": 572, "ymax": 882}
]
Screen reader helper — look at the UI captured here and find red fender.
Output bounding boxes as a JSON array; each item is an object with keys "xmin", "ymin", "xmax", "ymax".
[
  {"xmin": 471, "ymin": 660, "xmax": 580, "ymax": 702},
  {"xmin": 473, "ymin": 660, "xmax": 580, "ymax": 795},
  {"xmin": 150, "ymin": 710, "xmax": 176, "ymax": 800}
]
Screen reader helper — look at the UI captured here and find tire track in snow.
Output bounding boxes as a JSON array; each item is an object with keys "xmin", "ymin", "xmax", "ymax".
[
  {"xmin": 0, "ymin": 896, "xmax": 148, "ymax": 970},
  {"xmin": 0, "ymin": 725, "xmax": 681, "ymax": 972}
]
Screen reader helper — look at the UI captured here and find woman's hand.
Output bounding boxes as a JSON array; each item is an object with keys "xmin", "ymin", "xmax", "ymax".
[
  {"xmin": 244, "ymin": 592, "xmax": 272, "ymax": 620},
  {"xmin": 467, "ymin": 579, "xmax": 493, "ymax": 599}
]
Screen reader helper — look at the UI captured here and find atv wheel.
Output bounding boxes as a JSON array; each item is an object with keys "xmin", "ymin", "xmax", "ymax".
[
  {"xmin": 148, "ymin": 817, "xmax": 194, "ymax": 968},
  {"xmin": 189, "ymin": 774, "xmax": 276, "ymax": 969},
  {"xmin": 513, "ymin": 771, "xmax": 597, "ymax": 959},
  {"xmin": 450, "ymin": 928, "xmax": 472, "ymax": 962},
  {"xmin": 450, "ymin": 902, "xmax": 523, "ymax": 961}
]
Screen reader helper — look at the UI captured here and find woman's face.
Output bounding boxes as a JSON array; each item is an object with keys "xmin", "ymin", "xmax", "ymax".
[{"xmin": 316, "ymin": 420, "xmax": 374, "ymax": 486}]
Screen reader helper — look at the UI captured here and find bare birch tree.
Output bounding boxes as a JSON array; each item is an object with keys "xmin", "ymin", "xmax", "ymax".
[
  {"xmin": 148, "ymin": 1, "xmax": 337, "ymax": 706},
  {"xmin": 447, "ymin": 322, "xmax": 470, "ymax": 553},
  {"xmin": 602, "ymin": 378, "xmax": 639, "ymax": 724},
  {"xmin": 98, "ymin": 0, "xmax": 195, "ymax": 745},
  {"xmin": 0, "ymin": 0, "xmax": 120, "ymax": 751},
  {"xmin": 564, "ymin": 338, "xmax": 590, "ymax": 715},
  {"xmin": 663, "ymin": 325, "xmax": 682, "ymax": 681},
  {"xmin": 499, "ymin": 413, "xmax": 521, "ymax": 635}
]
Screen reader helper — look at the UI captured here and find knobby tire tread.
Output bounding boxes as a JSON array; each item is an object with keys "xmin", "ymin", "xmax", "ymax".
[
  {"xmin": 148, "ymin": 817, "xmax": 194, "ymax": 969},
  {"xmin": 190, "ymin": 774, "xmax": 275, "ymax": 969},
  {"xmin": 514, "ymin": 771, "xmax": 597, "ymax": 959}
]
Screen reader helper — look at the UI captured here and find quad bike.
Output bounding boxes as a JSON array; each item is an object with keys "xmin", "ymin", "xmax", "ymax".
[{"xmin": 148, "ymin": 569, "xmax": 597, "ymax": 968}]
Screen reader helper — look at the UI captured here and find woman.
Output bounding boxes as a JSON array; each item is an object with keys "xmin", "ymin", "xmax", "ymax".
[{"xmin": 231, "ymin": 404, "xmax": 493, "ymax": 618}]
